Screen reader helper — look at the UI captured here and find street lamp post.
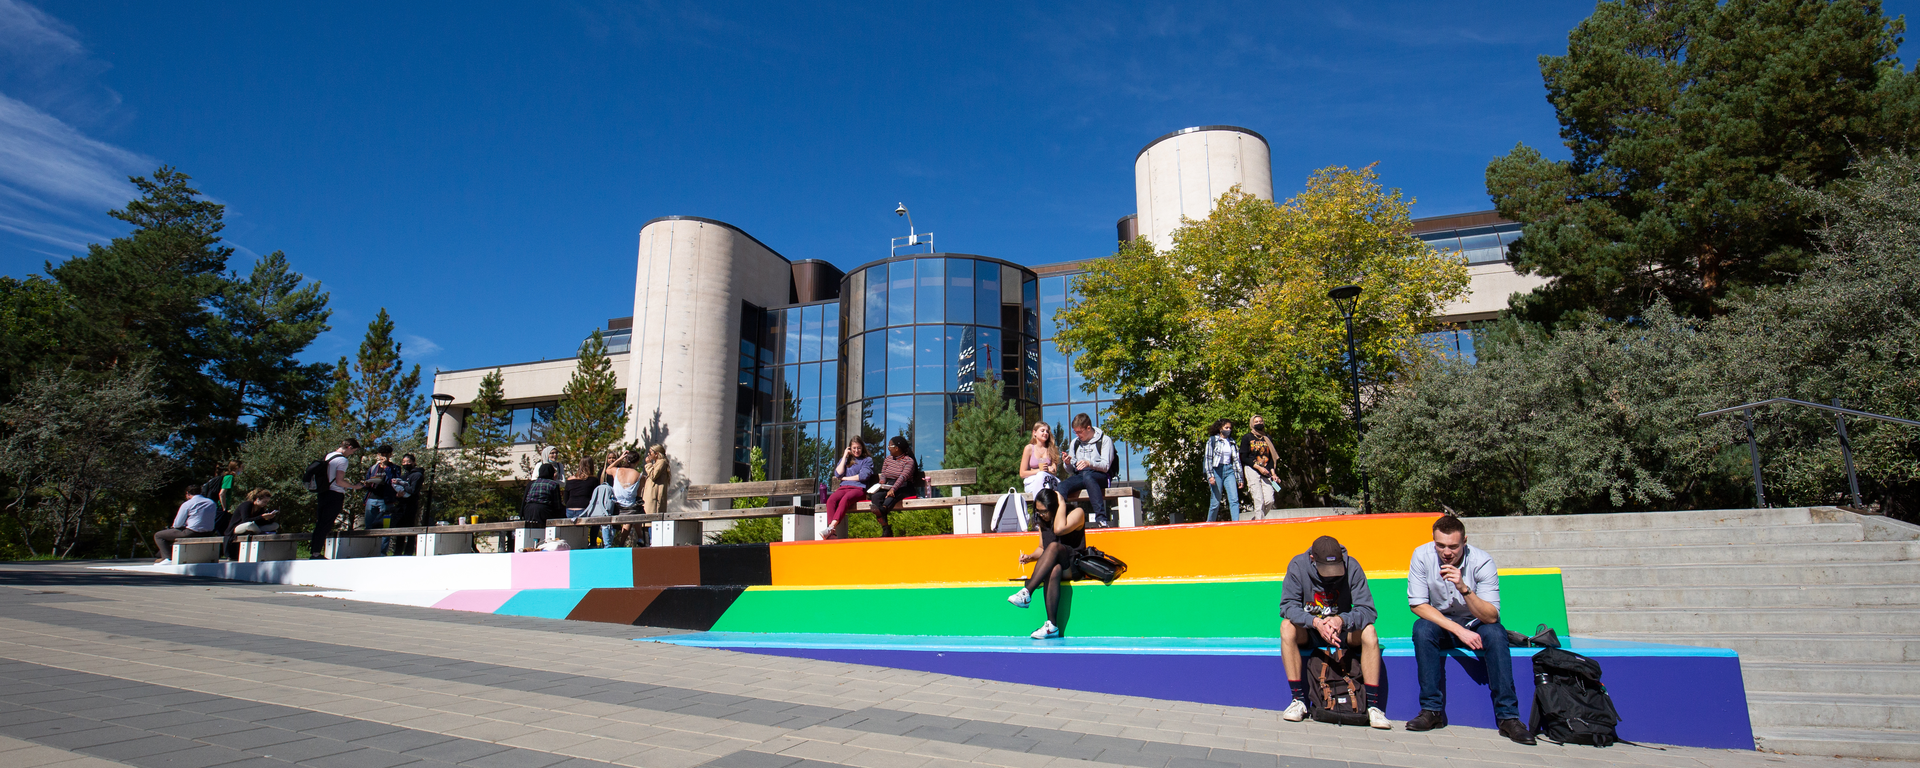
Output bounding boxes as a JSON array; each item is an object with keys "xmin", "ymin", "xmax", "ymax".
[
  {"xmin": 424, "ymin": 393, "xmax": 455, "ymax": 525},
  {"xmin": 1327, "ymin": 285, "xmax": 1368, "ymax": 513}
]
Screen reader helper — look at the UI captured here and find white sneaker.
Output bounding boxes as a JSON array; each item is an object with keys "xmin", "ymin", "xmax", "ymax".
[
  {"xmin": 1368, "ymin": 706, "xmax": 1390, "ymax": 730},
  {"xmin": 1007, "ymin": 588, "xmax": 1031, "ymax": 608},
  {"xmin": 152, "ymin": 559, "xmax": 174, "ymax": 566},
  {"xmin": 1281, "ymin": 699, "xmax": 1308, "ymax": 722},
  {"xmin": 1030, "ymin": 621, "xmax": 1060, "ymax": 639}
]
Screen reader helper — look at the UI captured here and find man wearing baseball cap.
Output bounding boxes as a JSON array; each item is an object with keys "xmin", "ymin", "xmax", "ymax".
[{"xmin": 1278, "ymin": 535, "xmax": 1387, "ymax": 729}]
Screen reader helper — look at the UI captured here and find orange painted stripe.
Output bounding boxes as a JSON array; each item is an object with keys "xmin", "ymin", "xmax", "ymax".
[{"xmin": 768, "ymin": 512, "xmax": 1442, "ymax": 587}]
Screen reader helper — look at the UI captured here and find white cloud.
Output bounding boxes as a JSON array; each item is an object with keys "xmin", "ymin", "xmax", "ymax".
[{"xmin": 400, "ymin": 334, "xmax": 444, "ymax": 359}]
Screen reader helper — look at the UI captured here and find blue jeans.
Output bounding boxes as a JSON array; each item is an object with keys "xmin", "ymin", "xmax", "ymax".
[
  {"xmin": 1206, "ymin": 464, "xmax": 1240, "ymax": 522},
  {"xmin": 1412, "ymin": 617, "xmax": 1519, "ymax": 720},
  {"xmin": 1058, "ymin": 470, "xmax": 1111, "ymax": 526},
  {"xmin": 363, "ymin": 498, "xmax": 393, "ymax": 555}
]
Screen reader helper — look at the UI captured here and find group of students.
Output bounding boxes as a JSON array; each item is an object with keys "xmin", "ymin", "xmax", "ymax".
[
  {"xmin": 520, "ymin": 444, "xmax": 671, "ymax": 548},
  {"xmin": 1202, "ymin": 415, "xmax": 1287, "ymax": 522},
  {"xmin": 150, "ymin": 459, "xmax": 300, "ymax": 563}
]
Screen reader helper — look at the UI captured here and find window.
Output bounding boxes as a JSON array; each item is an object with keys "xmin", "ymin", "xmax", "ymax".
[
  {"xmin": 801, "ymin": 304, "xmax": 824, "ymax": 362},
  {"xmin": 865, "ymin": 266, "xmax": 887, "ymax": 331},
  {"xmin": 915, "ymin": 325, "xmax": 946, "ymax": 393},
  {"xmin": 889, "ymin": 261, "xmax": 915, "ymax": 326},
  {"xmin": 1039, "ymin": 276, "xmax": 1067, "ymax": 339},
  {"xmin": 887, "ymin": 327, "xmax": 913, "ymax": 395},
  {"xmin": 916, "ymin": 258, "xmax": 945, "ymax": 325},
  {"xmin": 946, "ymin": 258, "xmax": 974, "ymax": 326},
  {"xmin": 976, "ymin": 260, "xmax": 1001, "ymax": 330}
]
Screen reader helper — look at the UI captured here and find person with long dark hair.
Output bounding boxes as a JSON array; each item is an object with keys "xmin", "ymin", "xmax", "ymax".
[
  {"xmin": 1005, "ymin": 488, "xmax": 1084, "ymax": 639},
  {"xmin": 1204, "ymin": 419, "xmax": 1242, "ymax": 522},
  {"xmin": 865, "ymin": 436, "xmax": 919, "ymax": 538},
  {"xmin": 823, "ymin": 436, "xmax": 876, "ymax": 539}
]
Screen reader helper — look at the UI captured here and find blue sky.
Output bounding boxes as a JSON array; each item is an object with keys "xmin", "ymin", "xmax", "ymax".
[{"xmin": 2, "ymin": 1, "xmax": 1913, "ymax": 382}]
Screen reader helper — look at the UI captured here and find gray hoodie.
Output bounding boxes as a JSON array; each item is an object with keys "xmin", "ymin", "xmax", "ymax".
[
  {"xmin": 1279, "ymin": 547, "xmax": 1377, "ymax": 631},
  {"xmin": 1065, "ymin": 428, "xmax": 1114, "ymax": 474}
]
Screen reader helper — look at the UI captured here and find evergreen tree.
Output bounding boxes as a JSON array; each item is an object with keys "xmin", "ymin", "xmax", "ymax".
[
  {"xmin": 324, "ymin": 308, "xmax": 424, "ymax": 448},
  {"xmin": 1487, "ymin": 0, "xmax": 1920, "ymax": 324},
  {"xmin": 944, "ymin": 381, "xmax": 1027, "ymax": 496},
  {"xmin": 452, "ymin": 370, "xmax": 514, "ymax": 521},
  {"xmin": 538, "ymin": 331, "xmax": 628, "ymax": 469},
  {"xmin": 208, "ymin": 252, "xmax": 333, "ymax": 432}
]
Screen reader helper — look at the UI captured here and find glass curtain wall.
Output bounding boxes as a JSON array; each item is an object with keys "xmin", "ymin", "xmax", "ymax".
[
  {"xmin": 1036, "ymin": 272, "xmax": 1142, "ymax": 482},
  {"xmin": 736, "ymin": 302, "xmax": 840, "ymax": 482},
  {"xmin": 841, "ymin": 256, "xmax": 1038, "ymax": 474}
]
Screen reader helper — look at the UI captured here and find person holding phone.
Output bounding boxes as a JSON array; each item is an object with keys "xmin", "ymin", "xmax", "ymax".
[
  {"xmin": 1005, "ymin": 488, "xmax": 1082, "ymax": 640},
  {"xmin": 865, "ymin": 437, "xmax": 919, "ymax": 538},
  {"xmin": 822, "ymin": 437, "xmax": 876, "ymax": 539},
  {"xmin": 1278, "ymin": 536, "xmax": 1386, "ymax": 729},
  {"xmin": 1405, "ymin": 515, "xmax": 1532, "ymax": 745}
]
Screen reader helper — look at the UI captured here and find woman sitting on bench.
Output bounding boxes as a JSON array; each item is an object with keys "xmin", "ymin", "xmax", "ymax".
[
  {"xmin": 865, "ymin": 436, "xmax": 920, "ymax": 538},
  {"xmin": 1006, "ymin": 488, "xmax": 1083, "ymax": 640}
]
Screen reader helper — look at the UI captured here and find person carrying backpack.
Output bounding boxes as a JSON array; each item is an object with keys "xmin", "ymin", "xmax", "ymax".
[
  {"xmin": 306, "ymin": 438, "xmax": 362, "ymax": 560},
  {"xmin": 1279, "ymin": 536, "xmax": 1387, "ymax": 729},
  {"xmin": 1057, "ymin": 413, "xmax": 1116, "ymax": 527}
]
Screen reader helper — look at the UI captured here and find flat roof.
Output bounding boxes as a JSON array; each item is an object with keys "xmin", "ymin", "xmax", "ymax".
[
  {"xmin": 1135, "ymin": 125, "xmax": 1268, "ymax": 162},
  {"xmin": 641, "ymin": 216, "xmax": 791, "ymax": 262}
]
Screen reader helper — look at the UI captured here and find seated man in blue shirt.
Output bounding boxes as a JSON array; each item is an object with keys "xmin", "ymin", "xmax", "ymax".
[
  {"xmin": 1406, "ymin": 515, "xmax": 1535, "ymax": 745},
  {"xmin": 153, "ymin": 485, "xmax": 219, "ymax": 565}
]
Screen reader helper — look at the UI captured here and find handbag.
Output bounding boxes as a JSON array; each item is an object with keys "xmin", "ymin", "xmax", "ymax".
[{"xmin": 1071, "ymin": 547, "xmax": 1128, "ymax": 584}]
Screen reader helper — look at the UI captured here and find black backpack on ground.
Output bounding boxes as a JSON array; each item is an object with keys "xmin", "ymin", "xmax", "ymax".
[
  {"xmin": 1071, "ymin": 547, "xmax": 1128, "ymax": 583},
  {"xmin": 1305, "ymin": 648, "xmax": 1370, "ymax": 726},
  {"xmin": 1529, "ymin": 647, "xmax": 1622, "ymax": 746}
]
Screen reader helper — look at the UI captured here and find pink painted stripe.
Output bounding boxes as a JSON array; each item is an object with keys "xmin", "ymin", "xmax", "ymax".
[
  {"xmin": 511, "ymin": 551, "xmax": 571, "ymax": 589},
  {"xmin": 431, "ymin": 589, "xmax": 519, "ymax": 613}
]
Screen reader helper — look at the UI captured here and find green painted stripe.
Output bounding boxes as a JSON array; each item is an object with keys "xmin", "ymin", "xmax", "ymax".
[{"xmin": 709, "ymin": 574, "xmax": 1569, "ymax": 638}]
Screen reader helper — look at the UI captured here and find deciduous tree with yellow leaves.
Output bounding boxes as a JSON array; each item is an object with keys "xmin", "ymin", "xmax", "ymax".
[{"xmin": 1055, "ymin": 166, "xmax": 1468, "ymax": 516}]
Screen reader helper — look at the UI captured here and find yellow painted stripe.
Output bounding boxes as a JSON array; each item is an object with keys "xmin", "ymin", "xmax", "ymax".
[{"xmin": 742, "ymin": 566, "xmax": 1560, "ymax": 592}]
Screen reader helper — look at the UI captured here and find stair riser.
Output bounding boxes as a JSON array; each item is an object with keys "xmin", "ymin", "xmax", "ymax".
[
  {"xmin": 1560, "ymin": 563, "xmax": 1920, "ymax": 587},
  {"xmin": 1565, "ymin": 585, "xmax": 1920, "ymax": 609},
  {"xmin": 1574, "ymin": 610, "xmax": 1920, "ymax": 634},
  {"xmin": 1463, "ymin": 508, "xmax": 1813, "ymax": 533},
  {"xmin": 1476, "ymin": 523, "xmax": 1863, "ymax": 550},
  {"xmin": 1752, "ymin": 735, "xmax": 1920, "ymax": 762},
  {"xmin": 1749, "ymin": 700, "xmax": 1920, "ymax": 730},
  {"xmin": 1744, "ymin": 667, "xmax": 1920, "ymax": 696},
  {"xmin": 1496, "ymin": 541, "xmax": 1918, "ymax": 568}
]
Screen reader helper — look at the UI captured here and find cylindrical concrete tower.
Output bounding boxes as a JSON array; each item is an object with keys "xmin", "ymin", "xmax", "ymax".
[
  {"xmin": 627, "ymin": 216, "xmax": 792, "ymax": 511},
  {"xmin": 1132, "ymin": 126, "xmax": 1272, "ymax": 251}
]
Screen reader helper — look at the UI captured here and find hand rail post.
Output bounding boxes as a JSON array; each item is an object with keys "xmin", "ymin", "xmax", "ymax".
[
  {"xmin": 1834, "ymin": 399, "xmax": 1864, "ymax": 509},
  {"xmin": 1743, "ymin": 407, "xmax": 1767, "ymax": 508}
]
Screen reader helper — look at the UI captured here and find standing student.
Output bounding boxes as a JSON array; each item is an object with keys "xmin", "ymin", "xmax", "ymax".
[
  {"xmin": 866, "ymin": 436, "xmax": 919, "ymax": 538},
  {"xmin": 1405, "ymin": 515, "xmax": 1533, "ymax": 745},
  {"xmin": 394, "ymin": 454, "xmax": 425, "ymax": 553},
  {"xmin": 362, "ymin": 445, "xmax": 399, "ymax": 555},
  {"xmin": 214, "ymin": 460, "xmax": 243, "ymax": 522},
  {"xmin": 642, "ymin": 445, "xmax": 670, "ymax": 524},
  {"xmin": 153, "ymin": 485, "xmax": 219, "ymax": 564},
  {"xmin": 311, "ymin": 439, "xmax": 362, "ymax": 560},
  {"xmin": 1004, "ymin": 488, "xmax": 1083, "ymax": 639},
  {"xmin": 1204, "ymin": 420, "xmax": 1242, "ymax": 522},
  {"xmin": 1057, "ymin": 414, "xmax": 1115, "ymax": 527},
  {"xmin": 1240, "ymin": 416, "xmax": 1280, "ymax": 520},
  {"xmin": 1279, "ymin": 536, "xmax": 1388, "ymax": 729},
  {"xmin": 822, "ymin": 437, "xmax": 875, "ymax": 539}
]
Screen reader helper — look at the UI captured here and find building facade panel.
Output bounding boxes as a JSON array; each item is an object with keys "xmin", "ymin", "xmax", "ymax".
[{"xmin": 1134, "ymin": 126, "xmax": 1274, "ymax": 251}]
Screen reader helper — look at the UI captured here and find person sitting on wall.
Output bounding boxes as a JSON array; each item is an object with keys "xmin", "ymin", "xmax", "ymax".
[
  {"xmin": 1279, "ymin": 535, "xmax": 1388, "ymax": 729},
  {"xmin": 1005, "ymin": 488, "xmax": 1083, "ymax": 639},
  {"xmin": 1406, "ymin": 515, "xmax": 1534, "ymax": 745},
  {"xmin": 608, "ymin": 449, "xmax": 643, "ymax": 547},
  {"xmin": 522, "ymin": 462, "xmax": 567, "ymax": 530},
  {"xmin": 865, "ymin": 436, "xmax": 920, "ymax": 538},
  {"xmin": 221, "ymin": 489, "xmax": 281, "ymax": 558},
  {"xmin": 1057, "ymin": 413, "xmax": 1116, "ymax": 527}
]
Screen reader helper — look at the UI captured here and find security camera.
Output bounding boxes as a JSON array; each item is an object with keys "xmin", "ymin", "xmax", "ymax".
[{"xmin": 895, "ymin": 204, "xmax": 907, "ymax": 216}]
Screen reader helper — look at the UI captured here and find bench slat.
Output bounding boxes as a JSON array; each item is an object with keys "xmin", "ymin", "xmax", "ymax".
[
  {"xmin": 921, "ymin": 468, "xmax": 978, "ymax": 486},
  {"xmin": 666, "ymin": 506, "xmax": 806, "ymax": 521},
  {"xmin": 547, "ymin": 514, "xmax": 664, "ymax": 526},
  {"xmin": 686, "ymin": 478, "xmax": 816, "ymax": 500}
]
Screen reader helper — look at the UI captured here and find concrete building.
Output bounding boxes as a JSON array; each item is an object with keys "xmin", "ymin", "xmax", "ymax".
[{"xmin": 429, "ymin": 125, "xmax": 1547, "ymax": 507}]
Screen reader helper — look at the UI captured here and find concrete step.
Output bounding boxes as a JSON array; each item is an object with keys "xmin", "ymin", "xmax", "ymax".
[
  {"xmin": 1748, "ymin": 691, "xmax": 1920, "ymax": 730},
  {"xmin": 1474, "ymin": 522, "xmax": 1864, "ymax": 550},
  {"xmin": 1573, "ymin": 607, "xmax": 1920, "ymax": 635},
  {"xmin": 1753, "ymin": 726, "xmax": 1920, "ymax": 761},
  {"xmin": 1742, "ymin": 662, "xmax": 1920, "ymax": 696},
  {"xmin": 1556, "ymin": 561, "xmax": 1920, "ymax": 587},
  {"xmin": 1563, "ymin": 583, "xmax": 1920, "ymax": 609},
  {"xmin": 1463, "ymin": 507, "xmax": 1812, "ymax": 533},
  {"xmin": 1494, "ymin": 539, "xmax": 1918, "ymax": 568},
  {"xmin": 1590, "ymin": 632, "xmax": 1920, "ymax": 664}
]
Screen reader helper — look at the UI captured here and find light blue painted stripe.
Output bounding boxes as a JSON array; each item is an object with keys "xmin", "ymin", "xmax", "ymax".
[
  {"xmin": 643, "ymin": 632, "xmax": 1739, "ymax": 658},
  {"xmin": 495, "ymin": 588, "xmax": 593, "ymax": 619},
  {"xmin": 568, "ymin": 547, "xmax": 633, "ymax": 589}
]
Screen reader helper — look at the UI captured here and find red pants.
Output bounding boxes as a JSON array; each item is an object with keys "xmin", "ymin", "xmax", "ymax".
[{"xmin": 823, "ymin": 485, "xmax": 866, "ymax": 536}]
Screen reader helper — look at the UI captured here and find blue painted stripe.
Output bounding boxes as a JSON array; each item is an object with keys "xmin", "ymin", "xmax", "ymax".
[
  {"xmin": 643, "ymin": 632, "xmax": 1738, "ymax": 658},
  {"xmin": 496, "ymin": 588, "xmax": 593, "ymax": 619}
]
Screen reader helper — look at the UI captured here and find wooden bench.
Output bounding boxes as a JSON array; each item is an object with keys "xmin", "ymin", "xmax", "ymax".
[
  {"xmin": 330, "ymin": 520, "xmax": 543, "ymax": 557},
  {"xmin": 947, "ymin": 485, "xmax": 1142, "ymax": 534},
  {"xmin": 543, "ymin": 513, "xmax": 663, "ymax": 549},
  {"xmin": 663, "ymin": 478, "xmax": 822, "ymax": 546}
]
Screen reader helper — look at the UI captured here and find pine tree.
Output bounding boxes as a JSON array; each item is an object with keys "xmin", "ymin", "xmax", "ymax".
[
  {"xmin": 453, "ymin": 369, "xmax": 514, "ymax": 521},
  {"xmin": 943, "ymin": 382, "xmax": 1028, "ymax": 496},
  {"xmin": 324, "ymin": 308, "xmax": 424, "ymax": 448},
  {"xmin": 538, "ymin": 331, "xmax": 628, "ymax": 469},
  {"xmin": 208, "ymin": 251, "xmax": 332, "ymax": 432}
]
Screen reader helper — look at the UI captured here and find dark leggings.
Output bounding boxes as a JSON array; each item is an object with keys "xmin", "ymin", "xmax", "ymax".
[{"xmin": 1024, "ymin": 541, "xmax": 1075, "ymax": 625}]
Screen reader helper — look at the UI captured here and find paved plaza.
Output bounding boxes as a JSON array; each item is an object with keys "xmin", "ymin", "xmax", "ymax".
[{"xmin": 0, "ymin": 561, "xmax": 1897, "ymax": 768}]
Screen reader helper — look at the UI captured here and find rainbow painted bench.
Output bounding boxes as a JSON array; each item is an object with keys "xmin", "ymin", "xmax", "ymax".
[{"xmin": 113, "ymin": 513, "xmax": 1752, "ymax": 750}]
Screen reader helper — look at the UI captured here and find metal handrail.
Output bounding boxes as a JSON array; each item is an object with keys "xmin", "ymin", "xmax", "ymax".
[{"xmin": 1697, "ymin": 398, "xmax": 1920, "ymax": 509}]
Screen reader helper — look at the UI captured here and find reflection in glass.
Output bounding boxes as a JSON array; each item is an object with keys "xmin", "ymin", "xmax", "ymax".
[
  {"xmin": 798, "ymin": 362, "xmax": 820, "ymax": 422},
  {"xmin": 887, "ymin": 327, "xmax": 913, "ymax": 395},
  {"xmin": 801, "ymin": 304, "xmax": 823, "ymax": 362},
  {"xmin": 915, "ymin": 258, "xmax": 944, "ymax": 325},
  {"xmin": 865, "ymin": 266, "xmax": 887, "ymax": 332},
  {"xmin": 1024, "ymin": 338, "xmax": 1041, "ymax": 403},
  {"xmin": 946, "ymin": 258, "xmax": 974, "ymax": 326},
  {"xmin": 915, "ymin": 395, "xmax": 947, "ymax": 472},
  {"xmin": 1039, "ymin": 276, "xmax": 1066, "ymax": 339},
  {"xmin": 889, "ymin": 261, "xmax": 914, "ymax": 326},
  {"xmin": 864, "ymin": 330, "xmax": 885, "ymax": 399},
  {"xmin": 823, "ymin": 310, "xmax": 839, "ymax": 362},
  {"xmin": 915, "ymin": 325, "xmax": 945, "ymax": 393},
  {"xmin": 1023, "ymin": 278, "xmax": 1038, "ymax": 337},
  {"xmin": 1041, "ymin": 404, "xmax": 1068, "ymax": 436},
  {"xmin": 861, "ymin": 399, "xmax": 884, "ymax": 446},
  {"xmin": 953, "ymin": 325, "xmax": 978, "ymax": 394},
  {"xmin": 780, "ymin": 365, "xmax": 804, "ymax": 421},
  {"xmin": 977, "ymin": 328, "xmax": 1002, "ymax": 390},
  {"xmin": 1067, "ymin": 346, "xmax": 1087, "ymax": 402},
  {"xmin": 820, "ymin": 360, "xmax": 838, "ymax": 420},
  {"xmin": 783, "ymin": 307, "xmax": 802, "ymax": 365},
  {"xmin": 977, "ymin": 260, "xmax": 1001, "ymax": 330},
  {"xmin": 886, "ymin": 396, "xmax": 911, "ymax": 442},
  {"xmin": 1041, "ymin": 339, "xmax": 1068, "ymax": 404}
]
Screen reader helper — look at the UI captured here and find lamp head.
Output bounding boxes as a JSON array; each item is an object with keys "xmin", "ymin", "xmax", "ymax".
[
  {"xmin": 895, "ymin": 203, "xmax": 907, "ymax": 217},
  {"xmin": 1327, "ymin": 285, "xmax": 1362, "ymax": 301},
  {"xmin": 431, "ymin": 393, "xmax": 454, "ymax": 412}
]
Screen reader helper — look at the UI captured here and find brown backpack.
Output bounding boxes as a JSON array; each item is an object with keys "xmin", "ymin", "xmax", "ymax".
[{"xmin": 1306, "ymin": 648, "xmax": 1370, "ymax": 726}]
